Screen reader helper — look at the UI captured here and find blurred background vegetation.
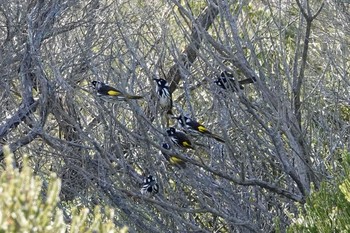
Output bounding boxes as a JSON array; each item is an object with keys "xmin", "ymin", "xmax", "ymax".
[
  {"xmin": 0, "ymin": 0, "xmax": 349, "ymax": 232},
  {"xmin": 0, "ymin": 146, "xmax": 128, "ymax": 233}
]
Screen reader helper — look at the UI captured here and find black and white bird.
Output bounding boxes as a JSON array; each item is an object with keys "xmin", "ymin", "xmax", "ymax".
[
  {"xmin": 161, "ymin": 143, "xmax": 187, "ymax": 169},
  {"xmin": 153, "ymin": 78, "xmax": 173, "ymax": 115},
  {"xmin": 91, "ymin": 81, "xmax": 143, "ymax": 102},
  {"xmin": 140, "ymin": 175, "xmax": 159, "ymax": 195},
  {"xmin": 166, "ymin": 127, "xmax": 194, "ymax": 150},
  {"xmin": 214, "ymin": 71, "xmax": 255, "ymax": 91},
  {"xmin": 174, "ymin": 115, "xmax": 225, "ymax": 143}
]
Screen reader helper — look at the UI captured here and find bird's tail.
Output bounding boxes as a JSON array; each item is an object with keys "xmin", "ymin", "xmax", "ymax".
[
  {"xmin": 126, "ymin": 95, "xmax": 143, "ymax": 99},
  {"xmin": 238, "ymin": 77, "xmax": 256, "ymax": 85},
  {"xmin": 209, "ymin": 133, "xmax": 225, "ymax": 143}
]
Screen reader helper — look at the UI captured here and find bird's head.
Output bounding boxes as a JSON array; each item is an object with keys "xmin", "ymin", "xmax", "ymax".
[
  {"xmin": 144, "ymin": 175, "xmax": 156, "ymax": 184},
  {"xmin": 153, "ymin": 78, "xmax": 169, "ymax": 87},
  {"xmin": 91, "ymin": 80, "xmax": 105, "ymax": 89},
  {"xmin": 162, "ymin": 143, "xmax": 171, "ymax": 150},
  {"xmin": 214, "ymin": 77, "xmax": 227, "ymax": 89},
  {"xmin": 173, "ymin": 115, "xmax": 185, "ymax": 126},
  {"xmin": 142, "ymin": 175, "xmax": 159, "ymax": 194},
  {"xmin": 166, "ymin": 127, "xmax": 176, "ymax": 136}
]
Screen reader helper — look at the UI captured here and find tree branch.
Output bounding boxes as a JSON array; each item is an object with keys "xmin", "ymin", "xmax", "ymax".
[
  {"xmin": 0, "ymin": 98, "xmax": 37, "ymax": 139},
  {"xmin": 183, "ymin": 153, "xmax": 304, "ymax": 202},
  {"xmin": 295, "ymin": 0, "xmax": 309, "ymax": 19},
  {"xmin": 0, "ymin": 128, "xmax": 40, "ymax": 160},
  {"xmin": 167, "ymin": 2, "xmax": 220, "ymax": 93},
  {"xmin": 293, "ymin": 0, "xmax": 324, "ymax": 127}
]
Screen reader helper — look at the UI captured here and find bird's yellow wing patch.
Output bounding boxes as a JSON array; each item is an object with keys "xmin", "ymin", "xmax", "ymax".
[
  {"xmin": 169, "ymin": 156, "xmax": 184, "ymax": 164},
  {"xmin": 107, "ymin": 90, "xmax": 121, "ymax": 96},
  {"xmin": 182, "ymin": 141, "xmax": 191, "ymax": 147},
  {"xmin": 198, "ymin": 125, "xmax": 208, "ymax": 133}
]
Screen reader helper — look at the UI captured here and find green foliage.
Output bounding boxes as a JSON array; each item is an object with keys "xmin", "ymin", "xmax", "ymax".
[
  {"xmin": 287, "ymin": 151, "xmax": 350, "ymax": 232},
  {"xmin": 0, "ymin": 146, "xmax": 127, "ymax": 233},
  {"xmin": 340, "ymin": 104, "xmax": 350, "ymax": 122}
]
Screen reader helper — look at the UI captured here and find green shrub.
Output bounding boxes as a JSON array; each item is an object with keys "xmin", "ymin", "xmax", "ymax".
[
  {"xmin": 0, "ymin": 146, "xmax": 127, "ymax": 233},
  {"xmin": 287, "ymin": 152, "xmax": 350, "ymax": 232}
]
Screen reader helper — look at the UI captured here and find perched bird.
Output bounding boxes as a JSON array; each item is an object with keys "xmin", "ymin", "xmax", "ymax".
[
  {"xmin": 91, "ymin": 81, "xmax": 143, "ymax": 102},
  {"xmin": 214, "ymin": 71, "xmax": 255, "ymax": 91},
  {"xmin": 175, "ymin": 115, "xmax": 225, "ymax": 143},
  {"xmin": 166, "ymin": 127, "xmax": 194, "ymax": 150},
  {"xmin": 153, "ymin": 78, "xmax": 173, "ymax": 115},
  {"xmin": 161, "ymin": 143, "xmax": 187, "ymax": 169},
  {"xmin": 140, "ymin": 175, "xmax": 159, "ymax": 195}
]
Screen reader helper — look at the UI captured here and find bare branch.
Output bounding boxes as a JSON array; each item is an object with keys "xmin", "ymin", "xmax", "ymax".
[
  {"xmin": 167, "ymin": 2, "xmax": 220, "ymax": 93},
  {"xmin": 0, "ymin": 98, "xmax": 37, "ymax": 139}
]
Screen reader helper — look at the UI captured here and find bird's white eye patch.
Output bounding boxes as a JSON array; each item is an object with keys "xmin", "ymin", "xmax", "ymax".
[
  {"xmin": 185, "ymin": 118, "xmax": 191, "ymax": 123},
  {"xmin": 162, "ymin": 143, "xmax": 170, "ymax": 149}
]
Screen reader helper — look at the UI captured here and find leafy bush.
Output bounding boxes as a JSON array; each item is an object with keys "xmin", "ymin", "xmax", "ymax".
[
  {"xmin": 287, "ymin": 152, "xmax": 350, "ymax": 232},
  {"xmin": 0, "ymin": 146, "xmax": 127, "ymax": 233}
]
